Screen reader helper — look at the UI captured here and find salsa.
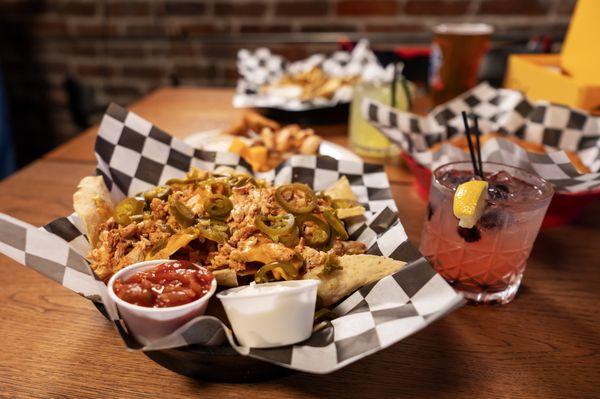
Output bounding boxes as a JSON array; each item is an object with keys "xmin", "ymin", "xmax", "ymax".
[{"xmin": 113, "ymin": 261, "xmax": 214, "ymax": 308}]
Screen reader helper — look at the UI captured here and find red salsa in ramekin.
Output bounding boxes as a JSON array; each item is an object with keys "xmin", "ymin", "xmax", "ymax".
[{"xmin": 112, "ymin": 260, "xmax": 214, "ymax": 308}]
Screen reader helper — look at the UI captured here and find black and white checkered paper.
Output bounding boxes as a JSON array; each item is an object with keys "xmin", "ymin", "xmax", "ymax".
[
  {"xmin": 0, "ymin": 104, "xmax": 463, "ymax": 374},
  {"xmin": 234, "ymin": 40, "xmax": 393, "ymax": 111},
  {"xmin": 364, "ymin": 82, "xmax": 600, "ymax": 193}
]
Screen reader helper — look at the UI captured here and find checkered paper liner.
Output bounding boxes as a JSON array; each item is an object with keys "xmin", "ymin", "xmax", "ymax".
[
  {"xmin": 363, "ymin": 82, "xmax": 600, "ymax": 193},
  {"xmin": 0, "ymin": 104, "xmax": 463, "ymax": 374},
  {"xmin": 234, "ymin": 40, "xmax": 393, "ymax": 111}
]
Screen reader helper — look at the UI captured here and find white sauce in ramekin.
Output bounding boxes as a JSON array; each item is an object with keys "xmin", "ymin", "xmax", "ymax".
[{"xmin": 217, "ymin": 280, "xmax": 320, "ymax": 348}]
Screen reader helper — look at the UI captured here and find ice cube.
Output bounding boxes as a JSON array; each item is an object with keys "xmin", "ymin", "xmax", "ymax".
[
  {"xmin": 488, "ymin": 183, "xmax": 509, "ymax": 201},
  {"xmin": 486, "ymin": 170, "xmax": 543, "ymax": 203},
  {"xmin": 488, "ymin": 170, "xmax": 513, "ymax": 184},
  {"xmin": 439, "ymin": 170, "xmax": 473, "ymax": 189}
]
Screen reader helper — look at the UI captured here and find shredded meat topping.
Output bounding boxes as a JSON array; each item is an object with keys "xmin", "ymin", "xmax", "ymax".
[
  {"xmin": 87, "ymin": 169, "xmax": 366, "ymax": 282},
  {"xmin": 330, "ymin": 240, "xmax": 367, "ymax": 256},
  {"xmin": 150, "ymin": 198, "xmax": 168, "ymax": 220},
  {"xmin": 297, "ymin": 244, "xmax": 329, "ymax": 271}
]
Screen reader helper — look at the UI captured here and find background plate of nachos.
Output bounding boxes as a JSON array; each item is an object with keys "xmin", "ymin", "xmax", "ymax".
[{"xmin": 234, "ymin": 40, "xmax": 392, "ymax": 113}]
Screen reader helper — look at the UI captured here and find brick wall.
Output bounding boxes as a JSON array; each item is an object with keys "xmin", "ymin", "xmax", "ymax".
[{"xmin": 0, "ymin": 0, "xmax": 574, "ymax": 166}]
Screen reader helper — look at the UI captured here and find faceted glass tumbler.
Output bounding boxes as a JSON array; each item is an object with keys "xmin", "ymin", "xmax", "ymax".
[{"xmin": 419, "ymin": 162, "xmax": 554, "ymax": 304}]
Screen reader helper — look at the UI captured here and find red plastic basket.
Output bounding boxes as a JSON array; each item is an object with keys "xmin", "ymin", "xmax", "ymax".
[{"xmin": 401, "ymin": 152, "xmax": 600, "ymax": 228}]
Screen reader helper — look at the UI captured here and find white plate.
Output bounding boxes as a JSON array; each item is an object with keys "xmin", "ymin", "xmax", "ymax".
[{"xmin": 184, "ymin": 130, "xmax": 361, "ymax": 163}]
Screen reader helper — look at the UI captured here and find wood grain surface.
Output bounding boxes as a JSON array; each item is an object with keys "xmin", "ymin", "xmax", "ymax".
[{"xmin": 1, "ymin": 88, "xmax": 599, "ymax": 399}]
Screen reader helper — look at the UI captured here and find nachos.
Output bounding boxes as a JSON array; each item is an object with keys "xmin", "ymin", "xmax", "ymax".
[{"xmin": 74, "ymin": 167, "xmax": 405, "ymax": 306}]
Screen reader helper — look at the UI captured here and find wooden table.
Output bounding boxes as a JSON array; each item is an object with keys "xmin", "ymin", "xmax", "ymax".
[{"xmin": 1, "ymin": 88, "xmax": 598, "ymax": 399}]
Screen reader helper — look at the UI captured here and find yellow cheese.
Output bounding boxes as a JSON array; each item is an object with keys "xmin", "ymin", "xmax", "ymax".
[
  {"xmin": 247, "ymin": 146, "xmax": 268, "ymax": 169},
  {"xmin": 229, "ymin": 138, "xmax": 248, "ymax": 154}
]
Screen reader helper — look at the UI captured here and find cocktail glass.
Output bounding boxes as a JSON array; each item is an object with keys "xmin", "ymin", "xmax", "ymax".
[
  {"xmin": 419, "ymin": 161, "xmax": 554, "ymax": 304},
  {"xmin": 349, "ymin": 80, "xmax": 413, "ymax": 159}
]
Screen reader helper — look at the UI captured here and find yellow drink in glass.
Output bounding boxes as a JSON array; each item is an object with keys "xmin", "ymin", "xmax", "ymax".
[{"xmin": 349, "ymin": 80, "xmax": 413, "ymax": 158}]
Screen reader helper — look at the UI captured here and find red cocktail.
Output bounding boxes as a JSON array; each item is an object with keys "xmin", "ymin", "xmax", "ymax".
[{"xmin": 419, "ymin": 162, "xmax": 554, "ymax": 304}]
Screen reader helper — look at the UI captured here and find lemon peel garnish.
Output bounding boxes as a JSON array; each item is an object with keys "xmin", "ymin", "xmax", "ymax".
[{"xmin": 453, "ymin": 180, "xmax": 489, "ymax": 228}]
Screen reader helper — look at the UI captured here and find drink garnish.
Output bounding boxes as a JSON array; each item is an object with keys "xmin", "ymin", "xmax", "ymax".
[
  {"xmin": 453, "ymin": 180, "xmax": 489, "ymax": 228},
  {"xmin": 461, "ymin": 111, "xmax": 483, "ymax": 178},
  {"xmin": 426, "ymin": 203, "xmax": 434, "ymax": 221},
  {"xmin": 472, "ymin": 115, "xmax": 483, "ymax": 176},
  {"xmin": 478, "ymin": 208, "xmax": 503, "ymax": 230},
  {"xmin": 456, "ymin": 226, "xmax": 481, "ymax": 242}
]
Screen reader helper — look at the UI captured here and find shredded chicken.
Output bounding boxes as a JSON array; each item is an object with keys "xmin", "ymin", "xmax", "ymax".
[
  {"xmin": 150, "ymin": 198, "xmax": 168, "ymax": 220},
  {"xmin": 229, "ymin": 225, "xmax": 259, "ymax": 247},
  {"xmin": 89, "ymin": 217, "xmax": 172, "ymax": 280},
  {"xmin": 208, "ymin": 244, "xmax": 237, "ymax": 271},
  {"xmin": 330, "ymin": 240, "xmax": 367, "ymax": 256},
  {"xmin": 296, "ymin": 242, "xmax": 329, "ymax": 271},
  {"xmin": 229, "ymin": 186, "xmax": 283, "ymax": 232},
  {"xmin": 87, "ymin": 168, "xmax": 366, "ymax": 283}
]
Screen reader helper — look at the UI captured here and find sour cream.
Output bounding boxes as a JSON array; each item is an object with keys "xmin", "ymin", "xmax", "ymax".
[
  {"xmin": 217, "ymin": 280, "xmax": 320, "ymax": 348},
  {"xmin": 226, "ymin": 281, "xmax": 297, "ymax": 297}
]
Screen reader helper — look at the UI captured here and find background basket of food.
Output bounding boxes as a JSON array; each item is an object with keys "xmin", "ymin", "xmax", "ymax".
[
  {"xmin": 364, "ymin": 83, "xmax": 600, "ymax": 227},
  {"xmin": 184, "ymin": 110, "xmax": 360, "ymax": 172},
  {"xmin": 233, "ymin": 40, "xmax": 392, "ymax": 123}
]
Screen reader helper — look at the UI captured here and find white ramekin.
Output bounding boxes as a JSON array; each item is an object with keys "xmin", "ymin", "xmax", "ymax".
[
  {"xmin": 217, "ymin": 279, "xmax": 320, "ymax": 348},
  {"xmin": 107, "ymin": 259, "xmax": 217, "ymax": 346}
]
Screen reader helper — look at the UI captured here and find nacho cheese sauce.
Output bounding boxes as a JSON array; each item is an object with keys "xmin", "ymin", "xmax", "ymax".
[{"xmin": 113, "ymin": 261, "xmax": 214, "ymax": 308}]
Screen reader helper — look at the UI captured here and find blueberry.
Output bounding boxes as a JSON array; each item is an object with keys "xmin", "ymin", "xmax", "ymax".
[
  {"xmin": 457, "ymin": 226, "xmax": 481, "ymax": 243},
  {"xmin": 427, "ymin": 203, "xmax": 434, "ymax": 221},
  {"xmin": 478, "ymin": 209, "xmax": 504, "ymax": 230}
]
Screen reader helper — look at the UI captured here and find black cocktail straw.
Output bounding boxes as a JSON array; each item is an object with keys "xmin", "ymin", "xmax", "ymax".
[
  {"xmin": 461, "ymin": 111, "xmax": 481, "ymax": 178},
  {"xmin": 472, "ymin": 114, "xmax": 484, "ymax": 178},
  {"xmin": 391, "ymin": 62, "xmax": 398, "ymax": 108}
]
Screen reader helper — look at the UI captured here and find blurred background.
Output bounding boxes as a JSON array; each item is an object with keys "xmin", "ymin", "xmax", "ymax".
[{"xmin": 0, "ymin": 0, "xmax": 575, "ymax": 177}]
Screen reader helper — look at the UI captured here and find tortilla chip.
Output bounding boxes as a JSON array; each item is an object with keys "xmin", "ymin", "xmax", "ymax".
[
  {"xmin": 213, "ymin": 269, "xmax": 238, "ymax": 287},
  {"xmin": 73, "ymin": 176, "xmax": 113, "ymax": 248},
  {"xmin": 336, "ymin": 206, "xmax": 366, "ymax": 219},
  {"xmin": 324, "ymin": 176, "xmax": 356, "ymax": 201},
  {"xmin": 325, "ymin": 176, "xmax": 365, "ymax": 218},
  {"xmin": 212, "ymin": 165, "xmax": 238, "ymax": 176},
  {"xmin": 303, "ymin": 254, "xmax": 406, "ymax": 307},
  {"xmin": 187, "ymin": 167, "xmax": 211, "ymax": 180}
]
